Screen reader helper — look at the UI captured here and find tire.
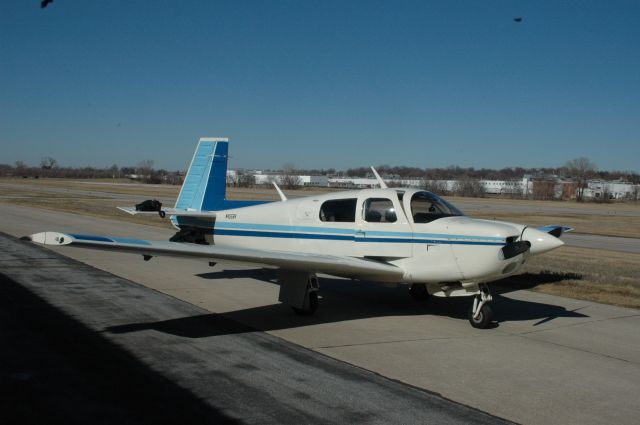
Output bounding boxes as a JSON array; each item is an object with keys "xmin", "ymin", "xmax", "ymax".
[
  {"xmin": 292, "ymin": 291, "xmax": 319, "ymax": 316},
  {"xmin": 159, "ymin": 210, "xmax": 166, "ymax": 218},
  {"xmin": 468, "ymin": 303, "xmax": 493, "ymax": 329},
  {"xmin": 409, "ymin": 283, "xmax": 430, "ymax": 300}
]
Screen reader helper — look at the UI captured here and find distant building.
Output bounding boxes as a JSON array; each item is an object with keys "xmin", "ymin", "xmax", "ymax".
[
  {"xmin": 228, "ymin": 168, "xmax": 640, "ymax": 201},
  {"xmin": 250, "ymin": 172, "xmax": 328, "ymax": 187},
  {"xmin": 583, "ymin": 180, "xmax": 639, "ymax": 200},
  {"xmin": 480, "ymin": 179, "xmax": 527, "ymax": 195}
]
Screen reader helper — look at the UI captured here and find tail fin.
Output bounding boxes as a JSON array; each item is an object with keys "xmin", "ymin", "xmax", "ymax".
[{"xmin": 176, "ymin": 138, "xmax": 229, "ymax": 211}]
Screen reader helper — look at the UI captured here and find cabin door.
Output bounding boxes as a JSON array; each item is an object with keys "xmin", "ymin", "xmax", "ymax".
[{"xmin": 354, "ymin": 194, "xmax": 412, "ymax": 259}]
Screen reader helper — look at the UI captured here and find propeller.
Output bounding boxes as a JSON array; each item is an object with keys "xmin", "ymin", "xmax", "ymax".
[
  {"xmin": 501, "ymin": 240, "xmax": 531, "ymax": 259},
  {"xmin": 520, "ymin": 227, "xmax": 565, "ymax": 256}
]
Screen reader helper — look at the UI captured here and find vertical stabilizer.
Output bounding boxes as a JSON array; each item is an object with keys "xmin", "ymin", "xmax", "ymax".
[{"xmin": 175, "ymin": 138, "xmax": 229, "ymax": 211}]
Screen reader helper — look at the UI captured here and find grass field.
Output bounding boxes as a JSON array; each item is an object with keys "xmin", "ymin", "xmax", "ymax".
[
  {"xmin": 2, "ymin": 177, "xmax": 638, "ymax": 309},
  {"xmin": 495, "ymin": 247, "xmax": 640, "ymax": 309},
  {"xmin": 470, "ymin": 212, "xmax": 640, "ymax": 239}
]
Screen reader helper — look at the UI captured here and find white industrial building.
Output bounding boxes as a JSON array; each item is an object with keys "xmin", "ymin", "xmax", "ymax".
[
  {"xmin": 480, "ymin": 178, "xmax": 531, "ymax": 195},
  {"xmin": 583, "ymin": 180, "xmax": 639, "ymax": 200},
  {"xmin": 250, "ymin": 172, "xmax": 328, "ymax": 187}
]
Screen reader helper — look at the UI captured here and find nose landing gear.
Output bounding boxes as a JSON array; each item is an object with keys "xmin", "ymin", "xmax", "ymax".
[{"xmin": 468, "ymin": 284, "xmax": 493, "ymax": 329}]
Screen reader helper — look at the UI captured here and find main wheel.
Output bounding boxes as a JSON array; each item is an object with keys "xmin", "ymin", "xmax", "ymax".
[
  {"xmin": 292, "ymin": 291, "xmax": 319, "ymax": 316},
  {"xmin": 468, "ymin": 303, "xmax": 493, "ymax": 329},
  {"xmin": 409, "ymin": 283, "xmax": 430, "ymax": 300}
]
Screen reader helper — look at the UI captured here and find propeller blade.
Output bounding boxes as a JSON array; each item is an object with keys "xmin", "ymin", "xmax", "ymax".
[{"xmin": 501, "ymin": 241, "xmax": 531, "ymax": 259}]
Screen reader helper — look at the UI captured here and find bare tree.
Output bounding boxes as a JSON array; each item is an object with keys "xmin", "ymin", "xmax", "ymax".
[
  {"xmin": 137, "ymin": 159, "xmax": 154, "ymax": 173},
  {"xmin": 564, "ymin": 157, "xmax": 596, "ymax": 201},
  {"xmin": 237, "ymin": 171, "xmax": 255, "ymax": 188},
  {"xmin": 136, "ymin": 159, "xmax": 155, "ymax": 183},
  {"xmin": 281, "ymin": 163, "xmax": 302, "ymax": 189},
  {"xmin": 40, "ymin": 156, "xmax": 57, "ymax": 170},
  {"xmin": 453, "ymin": 178, "xmax": 485, "ymax": 198},
  {"xmin": 109, "ymin": 164, "xmax": 120, "ymax": 179},
  {"xmin": 532, "ymin": 181, "xmax": 556, "ymax": 200},
  {"xmin": 15, "ymin": 161, "xmax": 28, "ymax": 176},
  {"xmin": 421, "ymin": 179, "xmax": 448, "ymax": 195}
]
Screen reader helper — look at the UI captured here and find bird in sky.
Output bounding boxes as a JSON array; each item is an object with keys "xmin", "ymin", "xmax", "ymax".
[
  {"xmin": 514, "ymin": 17, "xmax": 523, "ymax": 23},
  {"xmin": 41, "ymin": 0, "xmax": 54, "ymax": 9}
]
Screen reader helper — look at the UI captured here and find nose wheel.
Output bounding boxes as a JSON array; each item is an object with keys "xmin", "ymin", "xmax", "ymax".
[{"xmin": 468, "ymin": 284, "xmax": 494, "ymax": 329}]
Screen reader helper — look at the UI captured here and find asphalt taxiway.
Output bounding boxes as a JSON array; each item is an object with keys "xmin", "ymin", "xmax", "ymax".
[{"xmin": 1, "ymin": 203, "xmax": 639, "ymax": 424}]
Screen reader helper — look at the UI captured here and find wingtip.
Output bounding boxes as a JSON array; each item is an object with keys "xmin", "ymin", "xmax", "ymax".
[{"xmin": 27, "ymin": 232, "xmax": 73, "ymax": 245}]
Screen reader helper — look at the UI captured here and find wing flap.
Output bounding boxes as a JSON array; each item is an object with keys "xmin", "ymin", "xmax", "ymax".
[{"xmin": 25, "ymin": 232, "xmax": 403, "ymax": 279}]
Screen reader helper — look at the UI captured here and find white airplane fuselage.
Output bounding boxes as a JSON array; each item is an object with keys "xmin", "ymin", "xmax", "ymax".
[{"xmin": 176, "ymin": 187, "xmax": 561, "ymax": 289}]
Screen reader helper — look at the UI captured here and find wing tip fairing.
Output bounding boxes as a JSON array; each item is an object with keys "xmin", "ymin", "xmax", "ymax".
[{"xmin": 24, "ymin": 231, "xmax": 73, "ymax": 246}]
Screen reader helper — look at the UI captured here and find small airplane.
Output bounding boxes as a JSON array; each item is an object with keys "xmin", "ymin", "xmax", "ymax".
[{"xmin": 25, "ymin": 137, "xmax": 572, "ymax": 328}]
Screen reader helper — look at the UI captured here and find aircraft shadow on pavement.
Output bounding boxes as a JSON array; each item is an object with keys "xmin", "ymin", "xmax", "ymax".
[
  {"xmin": 195, "ymin": 267, "xmax": 278, "ymax": 282},
  {"xmin": 0, "ymin": 273, "xmax": 238, "ymax": 425},
  {"xmin": 106, "ymin": 268, "xmax": 589, "ymax": 339}
]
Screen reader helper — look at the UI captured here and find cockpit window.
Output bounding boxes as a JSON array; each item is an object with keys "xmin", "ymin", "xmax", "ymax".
[
  {"xmin": 363, "ymin": 198, "xmax": 397, "ymax": 223},
  {"xmin": 410, "ymin": 191, "xmax": 463, "ymax": 223},
  {"xmin": 319, "ymin": 198, "xmax": 356, "ymax": 222}
]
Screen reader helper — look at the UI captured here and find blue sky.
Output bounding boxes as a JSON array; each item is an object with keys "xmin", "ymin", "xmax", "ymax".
[{"xmin": 1, "ymin": 1, "xmax": 639, "ymax": 172}]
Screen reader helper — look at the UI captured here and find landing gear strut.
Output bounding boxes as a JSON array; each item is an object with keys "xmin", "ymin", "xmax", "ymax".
[
  {"xmin": 409, "ymin": 283, "xmax": 430, "ymax": 300},
  {"xmin": 293, "ymin": 290, "xmax": 319, "ymax": 316},
  {"xmin": 468, "ymin": 284, "xmax": 493, "ymax": 329},
  {"xmin": 278, "ymin": 271, "xmax": 320, "ymax": 315}
]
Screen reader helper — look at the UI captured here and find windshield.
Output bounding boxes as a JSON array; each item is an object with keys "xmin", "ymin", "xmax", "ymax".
[{"xmin": 410, "ymin": 191, "xmax": 464, "ymax": 223}]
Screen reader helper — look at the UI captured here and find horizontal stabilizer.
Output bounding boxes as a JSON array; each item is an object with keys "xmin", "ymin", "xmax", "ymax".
[
  {"xmin": 537, "ymin": 225, "xmax": 574, "ymax": 238},
  {"xmin": 117, "ymin": 206, "xmax": 216, "ymax": 218},
  {"xmin": 25, "ymin": 232, "xmax": 403, "ymax": 279}
]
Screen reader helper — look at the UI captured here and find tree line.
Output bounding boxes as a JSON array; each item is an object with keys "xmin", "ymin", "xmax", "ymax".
[
  {"xmin": 1, "ymin": 159, "xmax": 182, "ymax": 185},
  {"xmin": 3, "ymin": 156, "xmax": 638, "ymax": 190}
]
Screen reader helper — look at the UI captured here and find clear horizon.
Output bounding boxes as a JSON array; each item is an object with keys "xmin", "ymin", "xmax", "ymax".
[{"xmin": 2, "ymin": 1, "xmax": 639, "ymax": 172}]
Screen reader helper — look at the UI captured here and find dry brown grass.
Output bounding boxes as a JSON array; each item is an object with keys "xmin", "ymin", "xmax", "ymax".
[
  {"xmin": 469, "ymin": 212, "xmax": 640, "ymax": 239},
  {"xmin": 4, "ymin": 197, "xmax": 174, "ymax": 229},
  {"xmin": 495, "ymin": 246, "xmax": 640, "ymax": 309},
  {"xmin": 450, "ymin": 195, "xmax": 640, "ymax": 213}
]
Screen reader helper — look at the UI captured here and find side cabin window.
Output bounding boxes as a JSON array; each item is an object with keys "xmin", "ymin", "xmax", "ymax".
[
  {"xmin": 319, "ymin": 198, "xmax": 357, "ymax": 222},
  {"xmin": 411, "ymin": 191, "xmax": 463, "ymax": 223},
  {"xmin": 363, "ymin": 198, "xmax": 397, "ymax": 223}
]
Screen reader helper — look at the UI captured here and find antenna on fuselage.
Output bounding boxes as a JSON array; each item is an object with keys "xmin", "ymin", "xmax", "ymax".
[
  {"xmin": 272, "ymin": 182, "xmax": 288, "ymax": 201},
  {"xmin": 370, "ymin": 166, "xmax": 388, "ymax": 189}
]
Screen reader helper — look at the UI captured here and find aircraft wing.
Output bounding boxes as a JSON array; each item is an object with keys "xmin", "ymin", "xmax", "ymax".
[
  {"xmin": 117, "ymin": 207, "xmax": 216, "ymax": 218},
  {"xmin": 24, "ymin": 232, "xmax": 403, "ymax": 280}
]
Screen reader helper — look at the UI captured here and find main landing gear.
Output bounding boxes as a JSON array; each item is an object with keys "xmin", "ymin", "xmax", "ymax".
[
  {"xmin": 278, "ymin": 271, "xmax": 320, "ymax": 316},
  {"xmin": 409, "ymin": 283, "xmax": 430, "ymax": 300},
  {"xmin": 468, "ymin": 284, "xmax": 493, "ymax": 329},
  {"xmin": 293, "ymin": 290, "xmax": 319, "ymax": 316}
]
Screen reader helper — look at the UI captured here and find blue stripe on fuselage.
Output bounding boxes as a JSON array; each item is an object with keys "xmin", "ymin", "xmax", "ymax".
[
  {"xmin": 213, "ymin": 228, "xmax": 505, "ymax": 246},
  {"xmin": 214, "ymin": 229, "xmax": 353, "ymax": 241},
  {"xmin": 215, "ymin": 221, "xmax": 355, "ymax": 235},
  {"xmin": 213, "ymin": 221, "xmax": 505, "ymax": 244}
]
